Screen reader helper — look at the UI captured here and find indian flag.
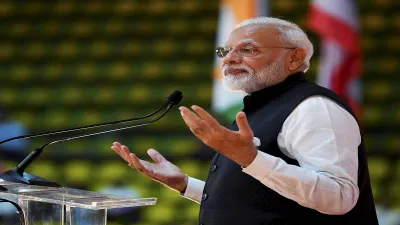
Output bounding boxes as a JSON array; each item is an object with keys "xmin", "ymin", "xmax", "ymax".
[{"xmin": 212, "ymin": 0, "xmax": 269, "ymax": 122}]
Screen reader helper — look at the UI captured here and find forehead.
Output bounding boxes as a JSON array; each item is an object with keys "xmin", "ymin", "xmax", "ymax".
[{"xmin": 225, "ymin": 25, "xmax": 281, "ymax": 46}]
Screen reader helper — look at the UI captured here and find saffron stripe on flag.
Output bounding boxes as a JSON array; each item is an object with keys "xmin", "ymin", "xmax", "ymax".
[{"xmin": 212, "ymin": 0, "xmax": 269, "ymax": 122}]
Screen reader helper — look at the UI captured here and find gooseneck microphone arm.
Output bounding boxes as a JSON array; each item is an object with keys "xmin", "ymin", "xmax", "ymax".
[
  {"xmin": 0, "ymin": 101, "xmax": 167, "ymax": 145},
  {"xmin": 0, "ymin": 90, "xmax": 183, "ymax": 145},
  {"xmin": 0, "ymin": 90, "xmax": 183, "ymax": 187},
  {"xmin": 14, "ymin": 104, "xmax": 173, "ymax": 175}
]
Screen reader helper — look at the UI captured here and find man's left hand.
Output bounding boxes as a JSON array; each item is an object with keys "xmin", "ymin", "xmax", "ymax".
[{"xmin": 179, "ymin": 105, "xmax": 257, "ymax": 167}]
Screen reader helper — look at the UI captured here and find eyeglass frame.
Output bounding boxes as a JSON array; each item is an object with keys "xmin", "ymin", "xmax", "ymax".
[{"xmin": 215, "ymin": 45, "xmax": 297, "ymax": 58}]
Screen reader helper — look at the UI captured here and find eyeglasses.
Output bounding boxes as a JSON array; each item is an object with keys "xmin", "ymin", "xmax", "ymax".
[{"xmin": 215, "ymin": 45, "xmax": 296, "ymax": 58}]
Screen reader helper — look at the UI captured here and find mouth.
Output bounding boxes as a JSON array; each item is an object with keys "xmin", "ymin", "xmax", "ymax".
[{"xmin": 225, "ymin": 69, "xmax": 248, "ymax": 76}]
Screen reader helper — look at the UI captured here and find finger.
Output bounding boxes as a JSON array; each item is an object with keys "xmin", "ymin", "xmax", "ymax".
[
  {"xmin": 236, "ymin": 112, "xmax": 253, "ymax": 139},
  {"xmin": 128, "ymin": 159, "xmax": 159, "ymax": 182},
  {"xmin": 179, "ymin": 106, "xmax": 202, "ymax": 121},
  {"xmin": 128, "ymin": 153, "xmax": 148, "ymax": 174},
  {"xmin": 147, "ymin": 149, "xmax": 167, "ymax": 164},
  {"xmin": 111, "ymin": 146, "xmax": 123, "ymax": 157},
  {"xmin": 191, "ymin": 105, "xmax": 222, "ymax": 132},
  {"xmin": 112, "ymin": 142, "xmax": 123, "ymax": 154},
  {"xmin": 120, "ymin": 145, "xmax": 133, "ymax": 162},
  {"xmin": 179, "ymin": 107, "xmax": 209, "ymax": 135}
]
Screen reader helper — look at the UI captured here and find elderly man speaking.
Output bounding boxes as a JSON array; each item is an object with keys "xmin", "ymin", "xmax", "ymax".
[{"xmin": 112, "ymin": 17, "xmax": 378, "ymax": 225}]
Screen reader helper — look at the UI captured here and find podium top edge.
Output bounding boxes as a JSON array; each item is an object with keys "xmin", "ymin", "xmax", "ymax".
[{"xmin": 0, "ymin": 181, "xmax": 157, "ymax": 209}]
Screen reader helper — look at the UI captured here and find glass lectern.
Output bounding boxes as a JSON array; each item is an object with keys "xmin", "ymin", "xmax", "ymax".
[{"xmin": 0, "ymin": 180, "xmax": 156, "ymax": 225}]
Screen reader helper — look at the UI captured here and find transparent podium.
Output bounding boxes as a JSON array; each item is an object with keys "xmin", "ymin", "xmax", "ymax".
[{"xmin": 0, "ymin": 180, "xmax": 157, "ymax": 225}]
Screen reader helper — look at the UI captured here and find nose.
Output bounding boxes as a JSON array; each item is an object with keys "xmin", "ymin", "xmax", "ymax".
[{"xmin": 222, "ymin": 49, "xmax": 242, "ymax": 64}]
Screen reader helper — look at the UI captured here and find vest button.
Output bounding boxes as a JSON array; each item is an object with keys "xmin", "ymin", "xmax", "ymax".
[
  {"xmin": 202, "ymin": 193, "xmax": 208, "ymax": 201},
  {"xmin": 210, "ymin": 165, "xmax": 217, "ymax": 172}
]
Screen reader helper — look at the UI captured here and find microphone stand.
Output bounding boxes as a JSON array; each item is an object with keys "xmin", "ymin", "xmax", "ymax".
[{"xmin": 0, "ymin": 105, "xmax": 174, "ymax": 187}]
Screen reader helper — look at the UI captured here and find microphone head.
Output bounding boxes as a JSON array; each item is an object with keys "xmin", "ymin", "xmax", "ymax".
[{"xmin": 167, "ymin": 90, "xmax": 183, "ymax": 105}]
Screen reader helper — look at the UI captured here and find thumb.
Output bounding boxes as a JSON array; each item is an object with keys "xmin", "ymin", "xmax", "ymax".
[
  {"xmin": 147, "ymin": 149, "xmax": 167, "ymax": 163},
  {"xmin": 236, "ymin": 112, "xmax": 253, "ymax": 138}
]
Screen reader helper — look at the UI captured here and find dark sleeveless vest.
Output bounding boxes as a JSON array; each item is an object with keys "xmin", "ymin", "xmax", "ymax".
[{"xmin": 198, "ymin": 72, "xmax": 378, "ymax": 225}]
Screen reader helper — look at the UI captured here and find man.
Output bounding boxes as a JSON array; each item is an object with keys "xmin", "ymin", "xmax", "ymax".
[{"xmin": 112, "ymin": 17, "xmax": 378, "ymax": 225}]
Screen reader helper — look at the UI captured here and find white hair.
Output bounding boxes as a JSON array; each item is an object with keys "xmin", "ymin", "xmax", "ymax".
[{"xmin": 236, "ymin": 17, "xmax": 314, "ymax": 72}]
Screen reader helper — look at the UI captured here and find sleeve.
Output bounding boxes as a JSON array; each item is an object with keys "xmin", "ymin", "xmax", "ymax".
[
  {"xmin": 242, "ymin": 96, "xmax": 360, "ymax": 215},
  {"xmin": 180, "ymin": 176, "xmax": 205, "ymax": 204}
]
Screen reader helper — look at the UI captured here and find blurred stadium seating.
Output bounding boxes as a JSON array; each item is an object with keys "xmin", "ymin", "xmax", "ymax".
[
  {"xmin": 0, "ymin": 1, "xmax": 218, "ymax": 224},
  {"xmin": 0, "ymin": 0, "xmax": 398, "ymax": 224}
]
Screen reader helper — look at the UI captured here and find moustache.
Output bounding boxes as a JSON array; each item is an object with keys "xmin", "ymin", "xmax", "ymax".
[{"xmin": 222, "ymin": 64, "xmax": 254, "ymax": 75}]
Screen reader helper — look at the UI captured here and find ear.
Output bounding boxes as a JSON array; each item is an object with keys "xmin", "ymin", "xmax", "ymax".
[{"xmin": 287, "ymin": 48, "xmax": 307, "ymax": 71}]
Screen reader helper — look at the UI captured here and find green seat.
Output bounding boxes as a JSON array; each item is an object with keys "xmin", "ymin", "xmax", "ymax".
[
  {"xmin": 42, "ymin": 21, "xmax": 61, "ymax": 36},
  {"xmin": 26, "ymin": 42, "xmax": 46, "ymax": 59},
  {"xmin": 129, "ymin": 85, "xmax": 152, "ymax": 104},
  {"xmin": 147, "ymin": 1, "xmax": 168, "ymax": 14},
  {"xmin": 388, "ymin": 37, "xmax": 400, "ymax": 52},
  {"xmin": 65, "ymin": 160, "xmax": 92, "ymax": 185},
  {"xmin": 109, "ymin": 62, "xmax": 130, "ymax": 79},
  {"xmin": 183, "ymin": 203, "xmax": 201, "ymax": 222},
  {"xmin": 89, "ymin": 41, "xmax": 110, "ymax": 58},
  {"xmin": 365, "ymin": 81, "xmax": 391, "ymax": 101},
  {"xmin": 272, "ymin": 0, "xmax": 301, "ymax": 12},
  {"xmin": 96, "ymin": 161, "xmax": 128, "ymax": 183},
  {"xmin": 57, "ymin": 41, "xmax": 79, "ymax": 58},
  {"xmin": 363, "ymin": 106, "xmax": 384, "ymax": 126},
  {"xmin": 0, "ymin": 88, "xmax": 17, "ymax": 106},
  {"xmin": 53, "ymin": 1, "xmax": 75, "ymax": 15},
  {"xmin": 153, "ymin": 40, "xmax": 175, "ymax": 56},
  {"xmin": 11, "ymin": 64, "xmax": 32, "ymax": 82},
  {"xmin": 44, "ymin": 63, "xmax": 64, "ymax": 79},
  {"xmin": 114, "ymin": 1, "xmax": 137, "ymax": 15},
  {"xmin": 10, "ymin": 22, "xmax": 30, "ymax": 37},
  {"xmin": 29, "ymin": 160, "xmax": 61, "ymax": 183},
  {"xmin": 198, "ymin": 18, "xmax": 217, "ymax": 33},
  {"xmin": 170, "ymin": 139, "xmax": 200, "ymax": 156},
  {"xmin": 166, "ymin": 19, "xmax": 188, "ymax": 34},
  {"xmin": 368, "ymin": 158, "xmax": 390, "ymax": 181},
  {"xmin": 0, "ymin": 3, "xmax": 13, "ymax": 17},
  {"xmin": 362, "ymin": 13, "xmax": 385, "ymax": 32},
  {"xmin": 181, "ymin": 0, "xmax": 202, "ymax": 13},
  {"xmin": 386, "ymin": 136, "xmax": 400, "ymax": 153},
  {"xmin": 176, "ymin": 160, "xmax": 202, "ymax": 178},
  {"xmin": 159, "ymin": 188, "xmax": 181, "ymax": 204},
  {"xmin": 47, "ymin": 110, "xmax": 69, "ymax": 130},
  {"xmin": 388, "ymin": 182, "xmax": 400, "ymax": 205},
  {"xmin": 142, "ymin": 201, "xmax": 175, "ymax": 223},
  {"xmin": 0, "ymin": 42, "xmax": 15, "ymax": 59}
]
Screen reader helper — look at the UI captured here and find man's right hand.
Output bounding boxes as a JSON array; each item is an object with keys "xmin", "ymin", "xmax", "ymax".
[{"xmin": 111, "ymin": 142, "xmax": 188, "ymax": 193}]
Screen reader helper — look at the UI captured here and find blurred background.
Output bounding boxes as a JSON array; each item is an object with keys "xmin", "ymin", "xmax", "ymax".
[{"xmin": 0, "ymin": 0, "xmax": 398, "ymax": 225}]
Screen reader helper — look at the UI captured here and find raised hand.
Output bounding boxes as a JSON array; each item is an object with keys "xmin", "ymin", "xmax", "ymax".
[
  {"xmin": 111, "ymin": 142, "xmax": 188, "ymax": 192},
  {"xmin": 179, "ymin": 105, "xmax": 257, "ymax": 167}
]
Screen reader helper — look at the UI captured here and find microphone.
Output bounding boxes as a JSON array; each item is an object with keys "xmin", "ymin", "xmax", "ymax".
[
  {"xmin": 0, "ymin": 90, "xmax": 183, "ymax": 145},
  {"xmin": 0, "ymin": 91, "xmax": 183, "ymax": 187}
]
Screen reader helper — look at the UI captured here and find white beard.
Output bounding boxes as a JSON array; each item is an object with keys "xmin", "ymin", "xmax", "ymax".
[{"xmin": 222, "ymin": 54, "xmax": 287, "ymax": 94}]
